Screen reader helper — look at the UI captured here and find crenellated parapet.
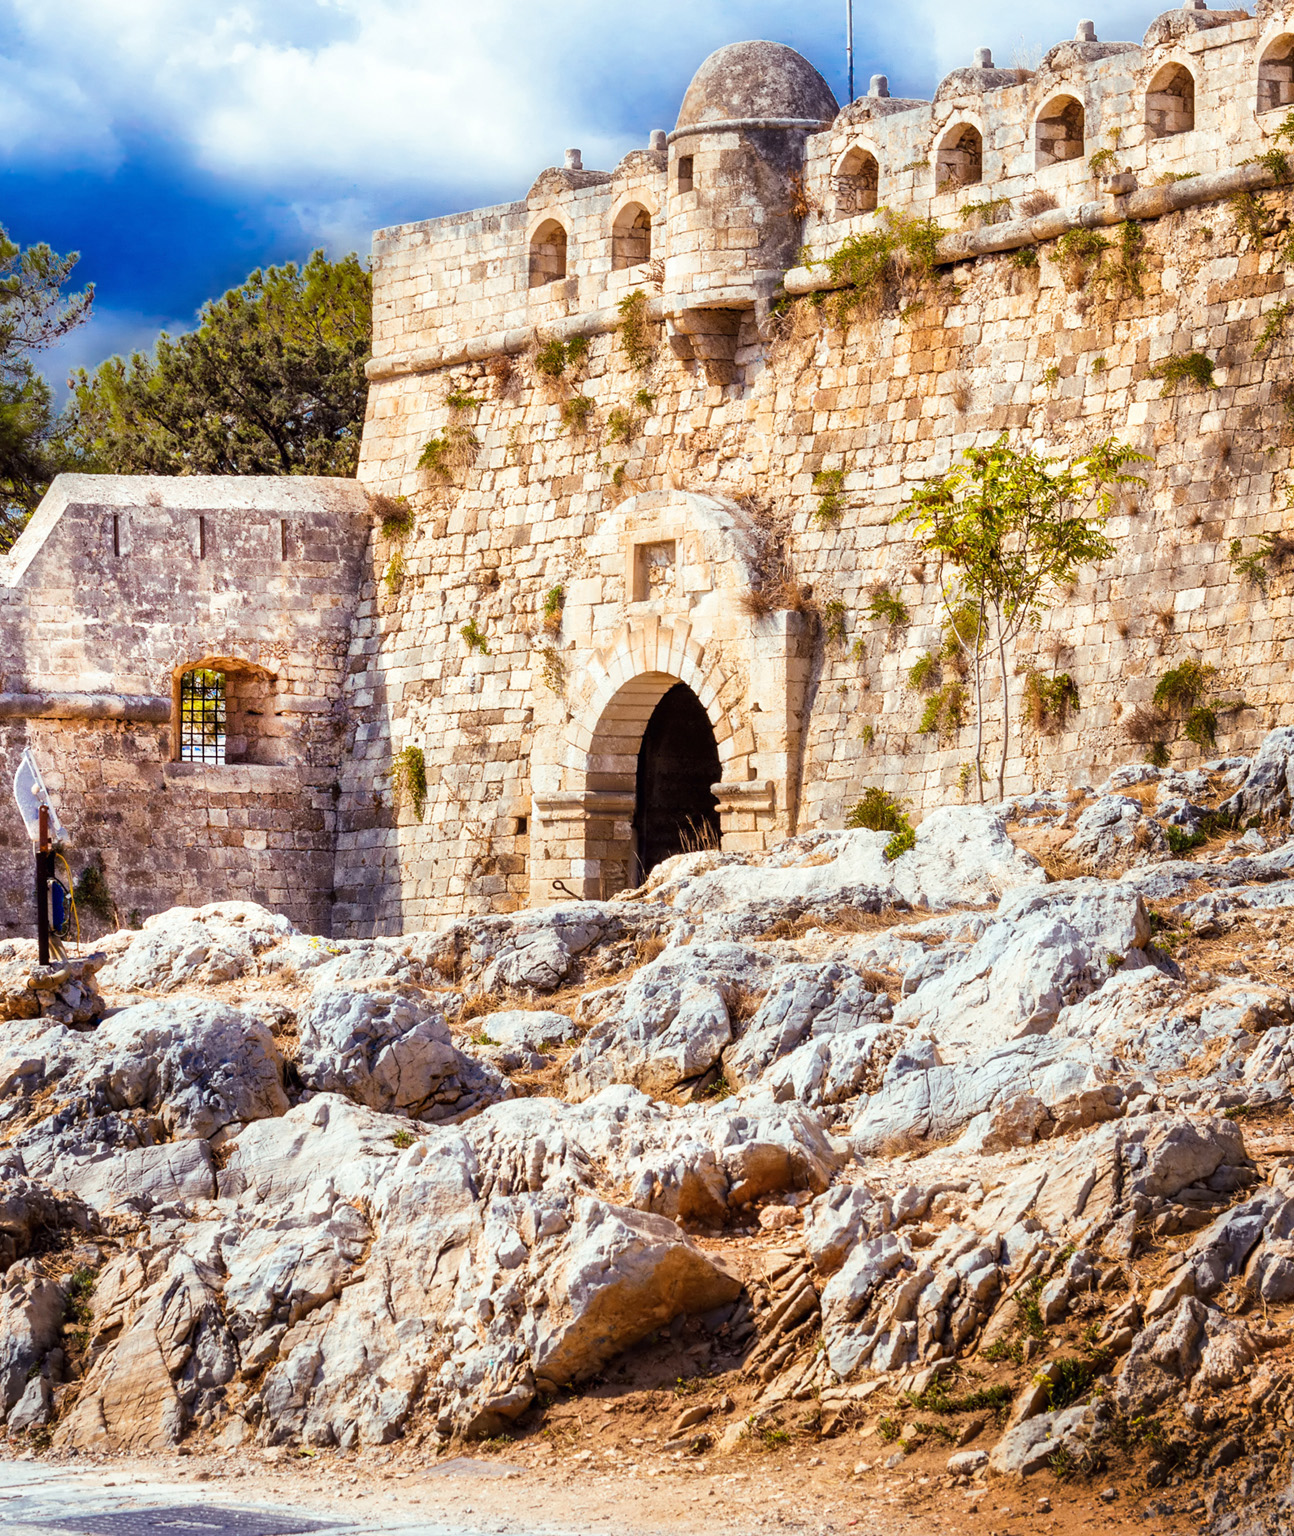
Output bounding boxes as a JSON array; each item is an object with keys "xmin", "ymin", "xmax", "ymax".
[
  {"xmin": 368, "ymin": 7, "xmax": 1294, "ymax": 398},
  {"xmin": 801, "ymin": 5, "xmax": 1287, "ymax": 261}
]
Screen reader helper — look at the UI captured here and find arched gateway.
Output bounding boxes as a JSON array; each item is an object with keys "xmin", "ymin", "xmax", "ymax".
[
  {"xmin": 528, "ymin": 490, "xmax": 809, "ymax": 903},
  {"xmin": 635, "ymin": 682, "xmax": 721, "ymax": 878}
]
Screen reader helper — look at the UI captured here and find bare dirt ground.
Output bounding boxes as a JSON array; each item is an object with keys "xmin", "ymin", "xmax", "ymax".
[{"xmin": 0, "ymin": 1439, "xmax": 1175, "ymax": 1536}]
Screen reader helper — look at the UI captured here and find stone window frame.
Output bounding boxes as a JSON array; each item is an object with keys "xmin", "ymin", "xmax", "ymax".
[
  {"xmin": 1034, "ymin": 92, "xmax": 1086, "ymax": 170},
  {"xmin": 527, "ymin": 216, "xmax": 569, "ymax": 288},
  {"xmin": 831, "ymin": 143, "xmax": 881, "ymax": 215},
  {"xmin": 1145, "ymin": 60, "xmax": 1196, "ymax": 139},
  {"xmin": 169, "ymin": 656, "xmax": 280, "ymax": 767},
  {"xmin": 1257, "ymin": 31, "xmax": 1294, "ymax": 116},
  {"xmin": 934, "ymin": 118, "xmax": 985, "ymax": 193},
  {"xmin": 622, "ymin": 512, "xmax": 713, "ymax": 611},
  {"xmin": 610, "ymin": 196, "xmax": 656, "ymax": 271}
]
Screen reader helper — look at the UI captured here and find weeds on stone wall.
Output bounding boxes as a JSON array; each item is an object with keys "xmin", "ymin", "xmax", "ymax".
[
  {"xmin": 537, "ymin": 644, "xmax": 566, "ymax": 693},
  {"xmin": 560, "ymin": 395, "xmax": 595, "ymax": 434},
  {"xmin": 606, "ymin": 387, "xmax": 656, "ymax": 444},
  {"xmin": 542, "ymin": 584, "xmax": 565, "ymax": 635},
  {"xmin": 1230, "ymin": 533, "xmax": 1294, "ymax": 592},
  {"xmin": 382, "ymin": 549, "xmax": 406, "ymax": 594},
  {"xmin": 390, "ymin": 745, "xmax": 428, "ymax": 821},
  {"xmin": 957, "ymin": 761, "xmax": 988, "ymax": 801},
  {"xmin": 1088, "ymin": 148, "xmax": 1118, "ymax": 179},
  {"xmin": 863, "ymin": 585, "xmax": 910, "ymax": 629},
  {"xmin": 487, "ymin": 354, "xmax": 515, "ymax": 393},
  {"xmin": 1010, "ymin": 247, "xmax": 1039, "ymax": 271},
  {"xmin": 1146, "ymin": 352, "xmax": 1214, "ymax": 396},
  {"xmin": 1229, "ymin": 191, "xmax": 1271, "ymax": 248},
  {"xmin": 740, "ymin": 579, "xmax": 813, "ymax": 619},
  {"xmin": 907, "ymin": 607, "xmax": 974, "ymax": 699},
  {"xmin": 1050, "ymin": 222, "xmax": 1144, "ymax": 298},
  {"xmin": 1020, "ymin": 191, "xmax": 1058, "ymax": 218},
  {"xmin": 617, "ymin": 289, "xmax": 655, "ymax": 372},
  {"xmin": 73, "ymin": 859, "xmax": 116, "ymax": 927},
  {"xmin": 960, "ymin": 197, "xmax": 1012, "ymax": 229},
  {"xmin": 1042, "ymin": 365, "xmax": 1060, "ymax": 388},
  {"xmin": 1257, "ymin": 300, "xmax": 1293, "ymax": 354},
  {"xmin": 1024, "ymin": 670, "xmax": 1080, "ymax": 731},
  {"xmin": 818, "ymin": 209, "xmax": 948, "ymax": 322},
  {"xmin": 1132, "ymin": 658, "xmax": 1248, "ymax": 757},
  {"xmin": 813, "ymin": 469, "xmax": 846, "ymax": 525},
  {"xmin": 419, "ymin": 424, "xmax": 481, "ymax": 480},
  {"xmin": 787, "ymin": 170, "xmax": 821, "ymax": 222},
  {"xmin": 1053, "ymin": 229, "xmax": 1111, "ymax": 292},
  {"xmin": 535, "ymin": 335, "xmax": 588, "ymax": 380},
  {"xmin": 1109, "ymin": 221, "xmax": 1145, "ymax": 296},
  {"xmin": 460, "ymin": 618, "xmax": 490, "ymax": 655},
  {"xmin": 918, "ymin": 682, "xmax": 966, "ymax": 739},
  {"xmin": 823, "ymin": 599, "xmax": 848, "ymax": 643},
  {"xmin": 446, "ymin": 387, "xmax": 484, "ymax": 412},
  {"xmin": 372, "ymin": 493, "xmax": 414, "ymax": 542}
]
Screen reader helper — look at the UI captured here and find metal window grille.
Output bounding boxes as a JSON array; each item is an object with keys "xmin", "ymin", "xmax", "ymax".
[{"xmin": 179, "ymin": 669, "xmax": 227, "ymax": 763}]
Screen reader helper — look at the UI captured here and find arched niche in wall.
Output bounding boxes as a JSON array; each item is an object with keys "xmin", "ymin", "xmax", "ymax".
[
  {"xmin": 528, "ymin": 219, "xmax": 568, "ymax": 288},
  {"xmin": 1035, "ymin": 95, "xmax": 1086, "ymax": 168},
  {"xmin": 1258, "ymin": 34, "xmax": 1294, "ymax": 115},
  {"xmin": 1146, "ymin": 62, "xmax": 1195, "ymax": 137},
  {"xmin": 935, "ymin": 122, "xmax": 984, "ymax": 191},
  {"xmin": 832, "ymin": 145, "xmax": 880, "ymax": 214},
  {"xmin": 611, "ymin": 202, "xmax": 653, "ymax": 269}
]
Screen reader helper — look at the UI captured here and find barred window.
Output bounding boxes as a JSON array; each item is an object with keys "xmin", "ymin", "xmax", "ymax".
[{"xmin": 179, "ymin": 669, "xmax": 226, "ymax": 764}]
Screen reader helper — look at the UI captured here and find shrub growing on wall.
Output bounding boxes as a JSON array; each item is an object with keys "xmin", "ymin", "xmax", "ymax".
[{"xmin": 899, "ymin": 434, "xmax": 1145, "ymax": 800}]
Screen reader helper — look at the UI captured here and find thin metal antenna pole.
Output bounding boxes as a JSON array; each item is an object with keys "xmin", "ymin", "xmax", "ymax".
[{"xmin": 846, "ymin": 0, "xmax": 855, "ymax": 102}]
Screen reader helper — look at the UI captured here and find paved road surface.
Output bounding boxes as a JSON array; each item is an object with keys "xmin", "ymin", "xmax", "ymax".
[{"xmin": 0, "ymin": 1461, "xmax": 501, "ymax": 1536}]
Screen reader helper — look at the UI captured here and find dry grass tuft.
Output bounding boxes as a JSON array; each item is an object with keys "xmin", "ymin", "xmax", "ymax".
[
  {"xmin": 1020, "ymin": 190, "xmax": 1059, "ymax": 217},
  {"xmin": 726, "ymin": 984, "xmax": 767, "ymax": 1025},
  {"xmin": 879, "ymin": 1129, "xmax": 947, "ymax": 1160},
  {"xmin": 459, "ymin": 990, "xmax": 504, "ymax": 1021},
  {"xmin": 634, "ymin": 934, "xmax": 666, "ymax": 967},
  {"xmin": 430, "ymin": 949, "xmax": 460, "ymax": 982},
  {"xmin": 1038, "ymin": 848, "xmax": 1095, "ymax": 883},
  {"xmin": 740, "ymin": 580, "xmax": 815, "ymax": 618},
  {"xmin": 1125, "ymin": 702, "xmax": 1169, "ymax": 743}
]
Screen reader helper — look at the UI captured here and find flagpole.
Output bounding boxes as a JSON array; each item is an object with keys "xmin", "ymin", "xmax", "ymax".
[{"xmin": 846, "ymin": 0, "xmax": 855, "ymax": 102}]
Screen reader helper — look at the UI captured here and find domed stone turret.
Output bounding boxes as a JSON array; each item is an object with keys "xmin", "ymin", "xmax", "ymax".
[
  {"xmin": 664, "ymin": 42, "xmax": 836, "ymax": 379},
  {"xmin": 676, "ymin": 40, "xmax": 839, "ymax": 129}
]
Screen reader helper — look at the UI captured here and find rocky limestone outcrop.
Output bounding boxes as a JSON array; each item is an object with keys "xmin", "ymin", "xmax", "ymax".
[{"xmin": 4, "ymin": 743, "xmax": 1294, "ymax": 1524}]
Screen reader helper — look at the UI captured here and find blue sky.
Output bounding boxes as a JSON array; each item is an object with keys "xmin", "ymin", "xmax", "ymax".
[{"xmin": 2, "ymin": 0, "xmax": 1164, "ymax": 395}]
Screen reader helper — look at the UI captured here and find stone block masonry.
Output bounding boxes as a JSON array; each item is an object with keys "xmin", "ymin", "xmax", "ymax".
[
  {"xmin": 0, "ymin": 476, "xmax": 370, "ymax": 937},
  {"xmin": 7, "ymin": 16, "xmax": 1294, "ymax": 936},
  {"xmin": 348, "ymin": 20, "xmax": 1294, "ymax": 931}
]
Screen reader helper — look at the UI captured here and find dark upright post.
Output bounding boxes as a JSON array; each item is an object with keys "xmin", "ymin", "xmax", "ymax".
[{"xmin": 36, "ymin": 803, "xmax": 50, "ymax": 964}]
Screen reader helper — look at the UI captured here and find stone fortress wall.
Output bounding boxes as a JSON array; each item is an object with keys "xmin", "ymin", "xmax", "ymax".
[
  {"xmin": 347, "ymin": 5, "xmax": 1294, "ymax": 933},
  {"xmin": 5, "ymin": 4, "xmax": 1294, "ymax": 936}
]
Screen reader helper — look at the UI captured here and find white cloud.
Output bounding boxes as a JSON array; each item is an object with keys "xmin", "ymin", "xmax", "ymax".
[{"xmin": 0, "ymin": 0, "xmax": 1176, "ymax": 201}]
